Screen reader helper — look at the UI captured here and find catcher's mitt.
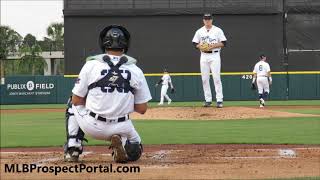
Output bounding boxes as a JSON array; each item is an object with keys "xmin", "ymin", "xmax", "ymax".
[
  {"xmin": 199, "ymin": 42, "xmax": 211, "ymax": 52},
  {"xmin": 251, "ymin": 83, "xmax": 257, "ymax": 90},
  {"xmin": 170, "ymin": 88, "xmax": 175, "ymax": 94}
]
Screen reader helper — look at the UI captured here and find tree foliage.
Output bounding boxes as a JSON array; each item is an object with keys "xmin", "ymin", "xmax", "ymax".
[
  {"xmin": 0, "ymin": 26, "xmax": 22, "ymax": 59},
  {"xmin": 0, "ymin": 26, "xmax": 22, "ymax": 78},
  {"xmin": 1, "ymin": 23, "xmax": 65, "ymax": 76},
  {"xmin": 46, "ymin": 22, "xmax": 64, "ymax": 74},
  {"xmin": 46, "ymin": 22, "xmax": 64, "ymax": 51},
  {"xmin": 38, "ymin": 37, "xmax": 53, "ymax": 51},
  {"xmin": 19, "ymin": 34, "xmax": 47, "ymax": 75}
]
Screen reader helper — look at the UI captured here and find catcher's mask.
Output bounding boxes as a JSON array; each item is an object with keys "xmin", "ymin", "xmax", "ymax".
[{"xmin": 99, "ymin": 25, "xmax": 130, "ymax": 53}]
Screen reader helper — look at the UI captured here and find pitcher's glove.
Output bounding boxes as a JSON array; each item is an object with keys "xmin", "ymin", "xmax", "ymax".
[
  {"xmin": 170, "ymin": 88, "xmax": 175, "ymax": 94},
  {"xmin": 199, "ymin": 42, "xmax": 211, "ymax": 52},
  {"xmin": 251, "ymin": 83, "xmax": 257, "ymax": 90}
]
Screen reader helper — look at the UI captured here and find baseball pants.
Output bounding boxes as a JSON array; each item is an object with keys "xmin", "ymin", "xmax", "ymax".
[
  {"xmin": 257, "ymin": 77, "xmax": 270, "ymax": 94},
  {"xmin": 160, "ymin": 85, "xmax": 171, "ymax": 103},
  {"xmin": 67, "ymin": 105, "xmax": 141, "ymax": 148},
  {"xmin": 200, "ymin": 53, "xmax": 223, "ymax": 102}
]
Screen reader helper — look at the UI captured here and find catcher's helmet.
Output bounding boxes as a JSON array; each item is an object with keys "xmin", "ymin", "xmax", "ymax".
[{"xmin": 99, "ymin": 25, "xmax": 130, "ymax": 53}]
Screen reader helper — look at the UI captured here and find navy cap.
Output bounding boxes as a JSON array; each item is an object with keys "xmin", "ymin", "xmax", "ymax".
[
  {"xmin": 259, "ymin": 54, "xmax": 266, "ymax": 59},
  {"xmin": 203, "ymin": 13, "xmax": 213, "ymax": 19}
]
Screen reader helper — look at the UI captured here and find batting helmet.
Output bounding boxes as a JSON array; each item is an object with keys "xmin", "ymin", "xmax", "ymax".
[{"xmin": 99, "ymin": 25, "xmax": 130, "ymax": 53}]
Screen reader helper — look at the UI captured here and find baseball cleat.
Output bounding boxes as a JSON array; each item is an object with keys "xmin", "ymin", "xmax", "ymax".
[
  {"xmin": 203, "ymin": 102, "xmax": 212, "ymax": 107},
  {"xmin": 216, "ymin": 102, "xmax": 223, "ymax": 108},
  {"xmin": 168, "ymin": 99, "xmax": 172, "ymax": 104},
  {"xmin": 158, "ymin": 103, "xmax": 163, "ymax": 105},
  {"xmin": 259, "ymin": 98, "xmax": 265, "ymax": 107},
  {"xmin": 110, "ymin": 135, "xmax": 127, "ymax": 163},
  {"xmin": 259, "ymin": 104, "xmax": 264, "ymax": 108},
  {"xmin": 64, "ymin": 147, "xmax": 81, "ymax": 162}
]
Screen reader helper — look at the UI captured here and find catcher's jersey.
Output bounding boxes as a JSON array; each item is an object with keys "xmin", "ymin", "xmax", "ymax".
[
  {"xmin": 192, "ymin": 25, "xmax": 227, "ymax": 53},
  {"xmin": 253, "ymin": 61, "xmax": 271, "ymax": 77},
  {"xmin": 72, "ymin": 54, "xmax": 152, "ymax": 118},
  {"xmin": 161, "ymin": 74, "xmax": 172, "ymax": 86}
]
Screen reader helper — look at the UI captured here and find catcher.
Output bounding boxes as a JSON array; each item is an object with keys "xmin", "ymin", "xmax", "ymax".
[
  {"xmin": 251, "ymin": 54, "xmax": 272, "ymax": 107},
  {"xmin": 63, "ymin": 25, "xmax": 152, "ymax": 163},
  {"xmin": 155, "ymin": 69, "xmax": 174, "ymax": 105}
]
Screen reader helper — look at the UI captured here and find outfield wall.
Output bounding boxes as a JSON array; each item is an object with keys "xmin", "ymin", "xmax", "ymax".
[
  {"xmin": 0, "ymin": 74, "xmax": 319, "ymax": 104},
  {"xmin": 64, "ymin": 0, "xmax": 320, "ymax": 75}
]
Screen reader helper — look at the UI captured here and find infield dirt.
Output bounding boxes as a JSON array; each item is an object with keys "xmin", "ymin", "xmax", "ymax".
[{"xmin": 1, "ymin": 144, "xmax": 320, "ymax": 179}]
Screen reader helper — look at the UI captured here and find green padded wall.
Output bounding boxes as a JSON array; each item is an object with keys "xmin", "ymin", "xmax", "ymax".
[{"xmin": 0, "ymin": 74, "xmax": 319, "ymax": 104}]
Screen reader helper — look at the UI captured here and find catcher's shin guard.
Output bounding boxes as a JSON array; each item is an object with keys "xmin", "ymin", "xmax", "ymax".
[{"xmin": 64, "ymin": 96, "xmax": 87, "ymax": 162}]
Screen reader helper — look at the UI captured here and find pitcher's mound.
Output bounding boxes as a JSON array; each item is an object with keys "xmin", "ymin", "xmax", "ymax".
[{"xmin": 131, "ymin": 106, "xmax": 317, "ymax": 120}]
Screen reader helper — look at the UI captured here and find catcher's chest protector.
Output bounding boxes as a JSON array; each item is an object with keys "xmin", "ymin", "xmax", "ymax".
[{"xmin": 88, "ymin": 55, "xmax": 134, "ymax": 94}]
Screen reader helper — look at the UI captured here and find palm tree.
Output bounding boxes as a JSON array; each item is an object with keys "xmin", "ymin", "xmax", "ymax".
[
  {"xmin": 46, "ymin": 22, "xmax": 64, "ymax": 74},
  {"xmin": 19, "ymin": 34, "xmax": 47, "ymax": 75},
  {"xmin": 0, "ymin": 26, "xmax": 22, "ymax": 78},
  {"xmin": 47, "ymin": 22, "xmax": 64, "ymax": 51}
]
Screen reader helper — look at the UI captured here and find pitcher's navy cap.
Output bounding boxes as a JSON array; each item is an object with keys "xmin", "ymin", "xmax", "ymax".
[{"xmin": 203, "ymin": 13, "xmax": 213, "ymax": 19}]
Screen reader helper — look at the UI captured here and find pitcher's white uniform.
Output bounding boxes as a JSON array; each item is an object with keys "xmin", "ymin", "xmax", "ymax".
[
  {"xmin": 253, "ymin": 60, "xmax": 271, "ymax": 94},
  {"xmin": 159, "ymin": 73, "xmax": 173, "ymax": 104},
  {"xmin": 192, "ymin": 25, "xmax": 227, "ymax": 103},
  {"xmin": 67, "ymin": 54, "xmax": 152, "ymax": 148}
]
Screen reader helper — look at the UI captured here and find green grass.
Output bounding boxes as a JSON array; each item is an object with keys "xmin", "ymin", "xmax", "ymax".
[
  {"xmin": 137, "ymin": 118, "xmax": 320, "ymax": 145},
  {"xmin": 1, "ymin": 101, "xmax": 319, "ymax": 148},
  {"xmin": 0, "ymin": 104, "xmax": 66, "ymax": 109},
  {"xmin": 277, "ymin": 109, "xmax": 320, "ymax": 115},
  {"xmin": 1, "ymin": 100, "xmax": 319, "ymax": 109},
  {"xmin": 1, "ymin": 111, "xmax": 319, "ymax": 147}
]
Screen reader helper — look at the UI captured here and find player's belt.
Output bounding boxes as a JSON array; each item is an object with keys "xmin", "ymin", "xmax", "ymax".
[
  {"xmin": 89, "ymin": 112, "xmax": 129, "ymax": 123},
  {"xmin": 203, "ymin": 50, "xmax": 219, "ymax": 53}
]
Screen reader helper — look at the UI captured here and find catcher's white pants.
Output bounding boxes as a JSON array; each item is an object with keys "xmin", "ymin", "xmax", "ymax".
[
  {"xmin": 257, "ymin": 77, "xmax": 270, "ymax": 94},
  {"xmin": 200, "ymin": 52, "xmax": 223, "ymax": 102},
  {"xmin": 160, "ymin": 85, "xmax": 171, "ymax": 103},
  {"xmin": 67, "ymin": 105, "xmax": 141, "ymax": 148}
]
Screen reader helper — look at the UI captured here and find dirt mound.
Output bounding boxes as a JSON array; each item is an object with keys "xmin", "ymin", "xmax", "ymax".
[
  {"xmin": 131, "ymin": 107, "xmax": 318, "ymax": 120},
  {"xmin": 1, "ymin": 145, "xmax": 319, "ymax": 179}
]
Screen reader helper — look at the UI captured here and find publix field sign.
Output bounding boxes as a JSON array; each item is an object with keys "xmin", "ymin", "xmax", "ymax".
[
  {"xmin": 2, "ymin": 76, "xmax": 59, "ymax": 104},
  {"xmin": 7, "ymin": 80, "xmax": 55, "ymax": 96}
]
